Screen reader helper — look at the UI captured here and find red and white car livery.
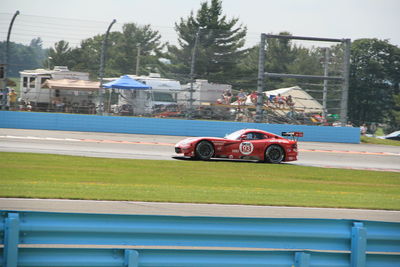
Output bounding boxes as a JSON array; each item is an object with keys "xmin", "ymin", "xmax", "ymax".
[{"xmin": 174, "ymin": 129, "xmax": 303, "ymax": 163}]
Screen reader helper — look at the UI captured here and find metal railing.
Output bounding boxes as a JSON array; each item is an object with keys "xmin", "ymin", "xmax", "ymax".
[{"xmin": 2, "ymin": 210, "xmax": 400, "ymax": 267}]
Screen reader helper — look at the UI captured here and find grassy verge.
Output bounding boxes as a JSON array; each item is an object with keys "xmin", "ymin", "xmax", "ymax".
[
  {"xmin": 1, "ymin": 152, "xmax": 399, "ymax": 210},
  {"xmin": 361, "ymin": 136, "xmax": 400, "ymax": 146}
]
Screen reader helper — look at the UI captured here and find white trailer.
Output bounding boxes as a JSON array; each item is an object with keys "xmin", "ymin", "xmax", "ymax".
[
  {"xmin": 115, "ymin": 74, "xmax": 183, "ymax": 115},
  {"xmin": 19, "ymin": 66, "xmax": 92, "ymax": 110},
  {"xmin": 179, "ymin": 79, "xmax": 232, "ymax": 106}
]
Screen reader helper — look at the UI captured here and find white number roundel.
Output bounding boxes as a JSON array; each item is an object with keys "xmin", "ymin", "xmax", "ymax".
[{"xmin": 239, "ymin": 142, "xmax": 254, "ymax": 155}]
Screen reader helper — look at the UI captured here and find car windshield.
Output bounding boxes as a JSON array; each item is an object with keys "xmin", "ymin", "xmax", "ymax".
[
  {"xmin": 386, "ymin": 131, "xmax": 400, "ymax": 138},
  {"xmin": 224, "ymin": 130, "xmax": 246, "ymax": 140}
]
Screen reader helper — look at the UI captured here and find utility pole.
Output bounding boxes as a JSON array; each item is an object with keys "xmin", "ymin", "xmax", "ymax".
[
  {"xmin": 255, "ymin": 33, "xmax": 266, "ymax": 123},
  {"xmin": 322, "ymin": 48, "xmax": 330, "ymax": 120},
  {"xmin": 47, "ymin": 57, "xmax": 52, "ymax": 70},
  {"xmin": 1, "ymin": 10, "xmax": 19, "ymax": 110},
  {"xmin": 136, "ymin": 44, "xmax": 141, "ymax": 75},
  {"xmin": 340, "ymin": 39, "xmax": 351, "ymax": 126},
  {"xmin": 98, "ymin": 19, "xmax": 116, "ymax": 115},
  {"xmin": 187, "ymin": 28, "xmax": 201, "ymax": 119}
]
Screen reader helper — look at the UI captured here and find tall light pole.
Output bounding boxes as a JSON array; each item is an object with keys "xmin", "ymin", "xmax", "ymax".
[
  {"xmin": 98, "ymin": 19, "xmax": 116, "ymax": 115},
  {"xmin": 136, "ymin": 44, "xmax": 141, "ymax": 75},
  {"xmin": 187, "ymin": 27, "xmax": 202, "ymax": 119},
  {"xmin": 1, "ymin": 10, "xmax": 20, "ymax": 110},
  {"xmin": 255, "ymin": 33, "xmax": 266, "ymax": 123},
  {"xmin": 322, "ymin": 48, "xmax": 330, "ymax": 120},
  {"xmin": 340, "ymin": 39, "xmax": 351, "ymax": 126}
]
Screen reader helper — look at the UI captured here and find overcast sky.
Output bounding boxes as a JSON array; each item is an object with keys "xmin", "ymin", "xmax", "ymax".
[{"xmin": 1, "ymin": 0, "xmax": 399, "ymax": 48}]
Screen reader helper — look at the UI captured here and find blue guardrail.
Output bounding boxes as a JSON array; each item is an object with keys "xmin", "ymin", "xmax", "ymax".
[
  {"xmin": 1, "ymin": 210, "xmax": 399, "ymax": 267},
  {"xmin": 0, "ymin": 111, "xmax": 360, "ymax": 143}
]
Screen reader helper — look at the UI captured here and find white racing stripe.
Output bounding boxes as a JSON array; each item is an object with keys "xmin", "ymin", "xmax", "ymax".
[{"xmin": 0, "ymin": 135, "xmax": 80, "ymax": 142}]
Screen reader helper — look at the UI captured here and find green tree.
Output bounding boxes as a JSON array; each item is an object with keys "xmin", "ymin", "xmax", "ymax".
[
  {"xmin": 0, "ymin": 39, "xmax": 46, "ymax": 77},
  {"xmin": 45, "ymin": 40, "xmax": 73, "ymax": 69},
  {"xmin": 349, "ymin": 38, "xmax": 400, "ymax": 128},
  {"xmin": 69, "ymin": 33, "xmax": 114, "ymax": 78},
  {"xmin": 390, "ymin": 94, "xmax": 400, "ymax": 132},
  {"xmin": 167, "ymin": 0, "xmax": 247, "ymax": 84},
  {"xmin": 234, "ymin": 45, "xmax": 259, "ymax": 90},
  {"xmin": 62, "ymin": 23, "xmax": 164, "ymax": 78},
  {"xmin": 288, "ymin": 47, "xmax": 322, "ymax": 76},
  {"xmin": 265, "ymin": 32, "xmax": 296, "ymax": 75},
  {"xmin": 236, "ymin": 32, "xmax": 324, "ymax": 91},
  {"xmin": 29, "ymin": 37, "xmax": 47, "ymax": 68},
  {"xmin": 109, "ymin": 23, "xmax": 164, "ymax": 76}
]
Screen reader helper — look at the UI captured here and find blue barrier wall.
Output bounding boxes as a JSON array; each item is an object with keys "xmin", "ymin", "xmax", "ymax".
[
  {"xmin": 2, "ymin": 211, "xmax": 400, "ymax": 267},
  {"xmin": 0, "ymin": 111, "xmax": 360, "ymax": 143}
]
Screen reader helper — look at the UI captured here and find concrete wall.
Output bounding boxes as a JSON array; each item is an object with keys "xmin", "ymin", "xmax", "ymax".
[{"xmin": 0, "ymin": 111, "xmax": 360, "ymax": 143}]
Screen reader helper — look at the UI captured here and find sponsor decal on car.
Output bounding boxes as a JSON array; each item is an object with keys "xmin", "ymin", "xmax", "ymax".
[
  {"xmin": 212, "ymin": 141, "xmax": 225, "ymax": 146},
  {"xmin": 273, "ymin": 139, "xmax": 289, "ymax": 143},
  {"xmin": 239, "ymin": 142, "xmax": 254, "ymax": 155}
]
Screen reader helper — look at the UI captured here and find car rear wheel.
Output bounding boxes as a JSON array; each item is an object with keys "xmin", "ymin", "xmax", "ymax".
[
  {"xmin": 195, "ymin": 141, "xmax": 214, "ymax": 160},
  {"xmin": 265, "ymin": 145, "xmax": 284, "ymax": 163}
]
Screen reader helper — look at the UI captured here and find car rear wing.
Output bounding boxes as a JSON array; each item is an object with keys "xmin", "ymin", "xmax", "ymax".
[{"xmin": 281, "ymin": 132, "xmax": 304, "ymax": 141}]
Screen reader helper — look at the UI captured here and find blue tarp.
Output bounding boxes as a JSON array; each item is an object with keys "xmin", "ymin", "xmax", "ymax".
[{"xmin": 103, "ymin": 75, "xmax": 151, "ymax": 90}]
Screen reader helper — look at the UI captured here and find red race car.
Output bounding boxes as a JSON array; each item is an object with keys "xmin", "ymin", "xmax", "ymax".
[{"xmin": 174, "ymin": 129, "xmax": 303, "ymax": 163}]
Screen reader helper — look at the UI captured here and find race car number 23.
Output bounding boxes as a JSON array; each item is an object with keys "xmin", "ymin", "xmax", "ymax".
[{"xmin": 239, "ymin": 142, "xmax": 254, "ymax": 155}]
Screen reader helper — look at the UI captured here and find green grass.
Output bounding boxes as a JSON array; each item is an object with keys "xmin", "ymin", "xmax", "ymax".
[
  {"xmin": 374, "ymin": 128, "xmax": 385, "ymax": 136},
  {"xmin": 1, "ymin": 152, "xmax": 399, "ymax": 210},
  {"xmin": 361, "ymin": 136, "xmax": 400, "ymax": 146}
]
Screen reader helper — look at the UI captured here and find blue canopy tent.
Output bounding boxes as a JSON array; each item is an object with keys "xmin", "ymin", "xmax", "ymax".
[
  {"xmin": 103, "ymin": 75, "xmax": 151, "ymax": 90},
  {"xmin": 102, "ymin": 75, "xmax": 152, "ymax": 115}
]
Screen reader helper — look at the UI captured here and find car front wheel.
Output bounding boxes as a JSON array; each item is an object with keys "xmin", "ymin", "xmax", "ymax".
[
  {"xmin": 265, "ymin": 145, "xmax": 284, "ymax": 163},
  {"xmin": 195, "ymin": 141, "xmax": 214, "ymax": 160}
]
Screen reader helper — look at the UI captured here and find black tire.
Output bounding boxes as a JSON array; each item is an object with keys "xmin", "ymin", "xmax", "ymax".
[
  {"xmin": 264, "ymin": 145, "xmax": 284, "ymax": 164},
  {"xmin": 195, "ymin": 141, "xmax": 214, "ymax": 160}
]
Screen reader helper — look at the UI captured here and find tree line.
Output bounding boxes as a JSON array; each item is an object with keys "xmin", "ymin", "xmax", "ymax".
[{"xmin": 1, "ymin": 0, "xmax": 399, "ymax": 131}]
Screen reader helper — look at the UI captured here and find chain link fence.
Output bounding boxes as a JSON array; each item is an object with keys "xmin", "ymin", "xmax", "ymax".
[{"xmin": 0, "ymin": 13, "xmax": 350, "ymax": 127}]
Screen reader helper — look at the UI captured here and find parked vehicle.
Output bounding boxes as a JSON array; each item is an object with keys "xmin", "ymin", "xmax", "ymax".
[{"xmin": 379, "ymin": 130, "xmax": 400, "ymax": 141}]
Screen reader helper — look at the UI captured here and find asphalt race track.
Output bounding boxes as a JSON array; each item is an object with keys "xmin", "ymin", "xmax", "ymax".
[
  {"xmin": 1, "ymin": 128, "xmax": 399, "ymax": 172},
  {"xmin": 1, "ymin": 128, "xmax": 399, "ymax": 221}
]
